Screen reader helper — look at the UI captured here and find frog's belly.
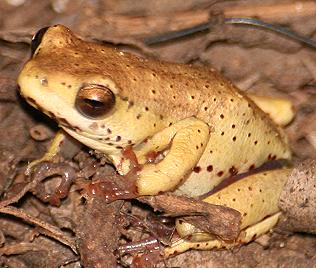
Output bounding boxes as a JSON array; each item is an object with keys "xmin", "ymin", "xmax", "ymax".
[{"xmin": 176, "ymin": 116, "xmax": 291, "ymax": 197}]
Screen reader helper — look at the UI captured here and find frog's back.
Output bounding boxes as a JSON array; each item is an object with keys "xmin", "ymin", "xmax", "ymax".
[
  {"xmin": 109, "ymin": 47, "xmax": 290, "ymax": 196},
  {"xmin": 30, "ymin": 25, "xmax": 246, "ymax": 122},
  {"xmin": 90, "ymin": 46, "xmax": 244, "ymax": 123}
]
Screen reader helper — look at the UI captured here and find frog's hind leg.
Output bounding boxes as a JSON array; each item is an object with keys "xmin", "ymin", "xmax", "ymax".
[
  {"xmin": 248, "ymin": 94, "xmax": 294, "ymax": 126},
  {"xmin": 167, "ymin": 168, "xmax": 291, "ymax": 256}
]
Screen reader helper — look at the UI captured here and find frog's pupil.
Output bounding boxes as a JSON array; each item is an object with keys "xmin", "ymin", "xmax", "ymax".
[{"xmin": 84, "ymin": 98, "xmax": 105, "ymax": 108}]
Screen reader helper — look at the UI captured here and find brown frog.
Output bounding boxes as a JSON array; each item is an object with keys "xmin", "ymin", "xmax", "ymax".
[{"xmin": 17, "ymin": 25, "xmax": 293, "ymax": 253}]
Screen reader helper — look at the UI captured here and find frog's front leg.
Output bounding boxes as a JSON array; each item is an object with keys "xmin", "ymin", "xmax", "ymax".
[
  {"xmin": 25, "ymin": 130, "xmax": 66, "ymax": 175},
  {"xmin": 133, "ymin": 117, "xmax": 210, "ymax": 195},
  {"xmin": 26, "ymin": 130, "xmax": 81, "ymax": 175},
  {"xmin": 24, "ymin": 130, "xmax": 81, "ymax": 205}
]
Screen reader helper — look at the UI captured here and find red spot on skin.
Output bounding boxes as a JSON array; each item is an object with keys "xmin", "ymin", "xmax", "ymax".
[
  {"xmin": 193, "ymin": 166, "xmax": 201, "ymax": 173},
  {"xmin": 207, "ymin": 165, "xmax": 213, "ymax": 172},
  {"xmin": 217, "ymin": 171, "xmax": 224, "ymax": 177}
]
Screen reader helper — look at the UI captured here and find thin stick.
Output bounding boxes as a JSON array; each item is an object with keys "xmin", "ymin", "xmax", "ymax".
[{"xmin": 0, "ymin": 206, "xmax": 77, "ymax": 253}]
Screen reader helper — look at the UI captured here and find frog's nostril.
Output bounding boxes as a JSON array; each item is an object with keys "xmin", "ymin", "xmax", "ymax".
[
  {"xmin": 75, "ymin": 84, "xmax": 115, "ymax": 118},
  {"xmin": 31, "ymin": 27, "xmax": 49, "ymax": 55}
]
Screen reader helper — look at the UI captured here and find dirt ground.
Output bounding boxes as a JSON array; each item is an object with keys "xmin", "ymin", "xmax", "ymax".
[{"xmin": 0, "ymin": 0, "xmax": 316, "ymax": 267}]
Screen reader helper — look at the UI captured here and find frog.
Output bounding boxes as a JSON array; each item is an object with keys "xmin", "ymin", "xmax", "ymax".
[{"xmin": 17, "ymin": 25, "xmax": 293, "ymax": 254}]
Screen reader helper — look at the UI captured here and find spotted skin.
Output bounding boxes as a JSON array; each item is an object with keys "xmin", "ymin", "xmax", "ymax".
[{"xmin": 18, "ymin": 25, "xmax": 291, "ymax": 197}]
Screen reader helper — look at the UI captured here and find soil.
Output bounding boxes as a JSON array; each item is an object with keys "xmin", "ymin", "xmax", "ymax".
[{"xmin": 0, "ymin": 0, "xmax": 316, "ymax": 267}]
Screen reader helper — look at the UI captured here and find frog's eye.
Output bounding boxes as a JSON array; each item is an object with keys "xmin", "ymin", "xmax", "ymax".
[
  {"xmin": 75, "ymin": 84, "xmax": 115, "ymax": 118},
  {"xmin": 31, "ymin": 27, "xmax": 49, "ymax": 55}
]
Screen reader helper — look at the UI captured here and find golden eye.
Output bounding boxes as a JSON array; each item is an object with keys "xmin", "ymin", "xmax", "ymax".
[
  {"xmin": 31, "ymin": 27, "xmax": 49, "ymax": 55},
  {"xmin": 75, "ymin": 84, "xmax": 115, "ymax": 118}
]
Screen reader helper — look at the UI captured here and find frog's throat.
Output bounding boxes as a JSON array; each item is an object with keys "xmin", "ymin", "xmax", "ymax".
[{"xmin": 61, "ymin": 126, "xmax": 131, "ymax": 174}]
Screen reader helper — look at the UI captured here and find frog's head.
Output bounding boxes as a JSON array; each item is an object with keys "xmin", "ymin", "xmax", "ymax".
[{"xmin": 17, "ymin": 25, "xmax": 163, "ymax": 154}]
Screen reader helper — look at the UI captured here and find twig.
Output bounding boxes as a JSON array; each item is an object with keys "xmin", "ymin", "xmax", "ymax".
[
  {"xmin": 0, "ymin": 206, "xmax": 77, "ymax": 254},
  {"xmin": 139, "ymin": 193, "xmax": 241, "ymax": 241},
  {"xmin": 90, "ymin": 1, "xmax": 316, "ymax": 38},
  {"xmin": 0, "ymin": 179, "xmax": 38, "ymax": 208},
  {"xmin": 224, "ymin": 1, "xmax": 316, "ymax": 22},
  {"xmin": 0, "ymin": 242, "xmax": 44, "ymax": 255}
]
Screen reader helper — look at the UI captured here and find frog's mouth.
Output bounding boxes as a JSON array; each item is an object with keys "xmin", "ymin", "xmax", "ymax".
[
  {"xmin": 20, "ymin": 94, "xmax": 105, "ymax": 149},
  {"xmin": 21, "ymin": 94, "xmax": 77, "ymax": 131}
]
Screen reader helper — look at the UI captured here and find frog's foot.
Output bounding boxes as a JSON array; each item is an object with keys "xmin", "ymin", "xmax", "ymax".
[
  {"xmin": 248, "ymin": 94, "xmax": 294, "ymax": 126},
  {"xmin": 133, "ymin": 117, "xmax": 210, "ymax": 195},
  {"xmin": 167, "ymin": 168, "xmax": 291, "ymax": 255},
  {"xmin": 165, "ymin": 212, "xmax": 281, "ymax": 256}
]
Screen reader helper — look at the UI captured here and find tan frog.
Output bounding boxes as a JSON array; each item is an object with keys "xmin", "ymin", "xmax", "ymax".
[{"xmin": 18, "ymin": 25, "xmax": 293, "ymax": 253}]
